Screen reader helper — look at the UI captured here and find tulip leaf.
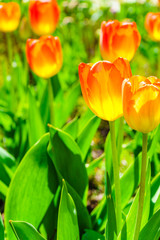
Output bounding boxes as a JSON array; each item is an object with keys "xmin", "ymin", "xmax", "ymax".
[
  {"xmin": 40, "ymin": 82, "xmax": 50, "ymax": 129},
  {"xmin": 150, "ymin": 172, "xmax": 160, "ymax": 217},
  {"xmin": 0, "ymin": 180, "xmax": 8, "ymax": 200},
  {"xmin": 86, "ymin": 153, "xmax": 105, "ymax": 176},
  {"xmin": 139, "ymin": 209, "xmax": 160, "ymax": 240},
  {"xmin": 81, "ymin": 230, "xmax": 105, "ymax": 240},
  {"xmin": 57, "ymin": 180, "xmax": 80, "ymax": 240},
  {"xmin": 105, "ymin": 172, "xmax": 117, "ymax": 240},
  {"xmin": 5, "ymin": 134, "xmax": 59, "ymax": 240},
  {"xmin": 0, "ymin": 213, "xmax": 4, "ymax": 240},
  {"xmin": 0, "ymin": 147, "xmax": 15, "ymax": 168},
  {"xmin": 48, "ymin": 125, "xmax": 88, "ymax": 200},
  {"xmin": 77, "ymin": 115, "xmax": 101, "ymax": 161},
  {"xmin": 28, "ymin": 88, "xmax": 46, "ymax": 147},
  {"xmin": 9, "ymin": 221, "xmax": 46, "ymax": 240},
  {"xmin": 63, "ymin": 117, "xmax": 79, "ymax": 140}
]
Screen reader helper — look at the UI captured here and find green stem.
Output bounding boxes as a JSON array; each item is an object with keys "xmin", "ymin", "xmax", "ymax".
[
  {"xmin": 6, "ymin": 33, "xmax": 13, "ymax": 65},
  {"xmin": 48, "ymin": 78, "xmax": 54, "ymax": 125},
  {"xmin": 109, "ymin": 121, "xmax": 122, "ymax": 234},
  {"xmin": 117, "ymin": 117, "xmax": 124, "ymax": 164},
  {"xmin": 133, "ymin": 133, "xmax": 148, "ymax": 240}
]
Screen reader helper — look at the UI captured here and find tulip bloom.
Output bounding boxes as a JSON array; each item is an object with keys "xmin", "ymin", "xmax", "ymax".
[
  {"xmin": 145, "ymin": 12, "xmax": 160, "ymax": 41},
  {"xmin": 29, "ymin": 0, "xmax": 60, "ymax": 36},
  {"xmin": 0, "ymin": 2, "xmax": 21, "ymax": 32},
  {"xmin": 26, "ymin": 35, "xmax": 63, "ymax": 78},
  {"xmin": 78, "ymin": 58, "xmax": 132, "ymax": 121},
  {"xmin": 100, "ymin": 20, "xmax": 141, "ymax": 62},
  {"xmin": 122, "ymin": 76, "xmax": 160, "ymax": 133}
]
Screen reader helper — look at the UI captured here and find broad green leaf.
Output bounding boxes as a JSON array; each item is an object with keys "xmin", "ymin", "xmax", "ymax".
[
  {"xmin": 77, "ymin": 115, "xmax": 101, "ymax": 161},
  {"xmin": 28, "ymin": 88, "xmax": 45, "ymax": 146},
  {"xmin": 150, "ymin": 173, "xmax": 160, "ymax": 217},
  {"xmin": 77, "ymin": 109, "xmax": 94, "ymax": 134},
  {"xmin": 81, "ymin": 230, "xmax": 105, "ymax": 240},
  {"xmin": 5, "ymin": 134, "xmax": 59, "ymax": 240},
  {"xmin": 48, "ymin": 128, "xmax": 92, "ymax": 232},
  {"xmin": 48, "ymin": 125, "xmax": 88, "ymax": 200},
  {"xmin": 0, "ymin": 180, "xmax": 8, "ymax": 200},
  {"xmin": 57, "ymin": 180, "xmax": 79, "ymax": 240},
  {"xmin": 139, "ymin": 209, "xmax": 160, "ymax": 240},
  {"xmin": 118, "ymin": 161, "xmax": 151, "ymax": 240},
  {"xmin": 0, "ymin": 213, "xmax": 4, "ymax": 240},
  {"xmin": 10, "ymin": 221, "xmax": 46, "ymax": 240},
  {"xmin": 0, "ymin": 147, "xmax": 15, "ymax": 167},
  {"xmin": 105, "ymin": 173, "xmax": 117, "ymax": 240},
  {"xmin": 63, "ymin": 117, "xmax": 79, "ymax": 140}
]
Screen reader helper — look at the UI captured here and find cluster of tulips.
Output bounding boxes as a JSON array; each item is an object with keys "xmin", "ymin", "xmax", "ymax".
[{"xmin": 0, "ymin": 1, "xmax": 160, "ymax": 240}]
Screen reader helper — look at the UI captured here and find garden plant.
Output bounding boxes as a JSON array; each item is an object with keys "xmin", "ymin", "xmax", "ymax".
[{"xmin": 0, "ymin": 0, "xmax": 159, "ymax": 240}]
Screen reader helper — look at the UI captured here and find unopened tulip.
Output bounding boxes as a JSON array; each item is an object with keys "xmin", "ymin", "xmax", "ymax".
[
  {"xmin": 145, "ymin": 12, "xmax": 160, "ymax": 41},
  {"xmin": 100, "ymin": 20, "xmax": 141, "ymax": 62},
  {"xmin": 122, "ymin": 76, "xmax": 160, "ymax": 133},
  {"xmin": 78, "ymin": 58, "xmax": 132, "ymax": 121},
  {"xmin": 0, "ymin": 2, "xmax": 21, "ymax": 32},
  {"xmin": 26, "ymin": 35, "xmax": 63, "ymax": 78},
  {"xmin": 29, "ymin": 0, "xmax": 60, "ymax": 36}
]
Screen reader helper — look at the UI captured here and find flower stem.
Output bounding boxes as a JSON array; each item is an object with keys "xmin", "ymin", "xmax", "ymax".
[
  {"xmin": 133, "ymin": 133, "xmax": 148, "ymax": 240},
  {"xmin": 6, "ymin": 33, "xmax": 13, "ymax": 65},
  {"xmin": 117, "ymin": 117, "xmax": 124, "ymax": 164},
  {"xmin": 48, "ymin": 78, "xmax": 54, "ymax": 125},
  {"xmin": 109, "ymin": 120, "xmax": 122, "ymax": 234}
]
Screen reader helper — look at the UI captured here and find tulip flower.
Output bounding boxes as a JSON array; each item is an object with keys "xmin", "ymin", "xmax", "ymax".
[
  {"xmin": 26, "ymin": 35, "xmax": 63, "ymax": 79},
  {"xmin": 0, "ymin": 2, "xmax": 21, "ymax": 32},
  {"xmin": 145, "ymin": 12, "xmax": 160, "ymax": 41},
  {"xmin": 122, "ymin": 75, "xmax": 160, "ymax": 133},
  {"xmin": 29, "ymin": 0, "xmax": 60, "ymax": 36},
  {"xmin": 100, "ymin": 20, "xmax": 141, "ymax": 62},
  {"xmin": 78, "ymin": 58, "xmax": 132, "ymax": 121}
]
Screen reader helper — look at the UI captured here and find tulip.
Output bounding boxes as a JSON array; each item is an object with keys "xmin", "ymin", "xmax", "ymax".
[
  {"xmin": 29, "ymin": 0, "xmax": 60, "ymax": 36},
  {"xmin": 100, "ymin": 20, "xmax": 141, "ymax": 62},
  {"xmin": 0, "ymin": 2, "xmax": 21, "ymax": 32},
  {"xmin": 122, "ymin": 75, "xmax": 160, "ymax": 133},
  {"xmin": 26, "ymin": 35, "xmax": 63, "ymax": 78},
  {"xmin": 78, "ymin": 58, "xmax": 132, "ymax": 121},
  {"xmin": 145, "ymin": 12, "xmax": 160, "ymax": 41}
]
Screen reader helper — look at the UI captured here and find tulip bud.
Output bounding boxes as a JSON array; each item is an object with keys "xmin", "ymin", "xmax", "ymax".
[
  {"xmin": 26, "ymin": 35, "xmax": 63, "ymax": 78},
  {"xmin": 29, "ymin": 0, "xmax": 60, "ymax": 36},
  {"xmin": 78, "ymin": 58, "xmax": 132, "ymax": 121},
  {"xmin": 100, "ymin": 20, "xmax": 141, "ymax": 62},
  {"xmin": 122, "ymin": 76, "xmax": 160, "ymax": 133},
  {"xmin": 0, "ymin": 2, "xmax": 21, "ymax": 32},
  {"xmin": 145, "ymin": 12, "xmax": 160, "ymax": 41}
]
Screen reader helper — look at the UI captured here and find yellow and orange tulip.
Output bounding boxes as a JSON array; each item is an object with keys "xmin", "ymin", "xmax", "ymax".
[
  {"xmin": 29, "ymin": 0, "xmax": 60, "ymax": 36},
  {"xmin": 145, "ymin": 12, "xmax": 160, "ymax": 41},
  {"xmin": 0, "ymin": 2, "xmax": 21, "ymax": 32},
  {"xmin": 26, "ymin": 35, "xmax": 63, "ymax": 78},
  {"xmin": 78, "ymin": 58, "xmax": 132, "ymax": 121},
  {"xmin": 122, "ymin": 76, "xmax": 160, "ymax": 133},
  {"xmin": 100, "ymin": 20, "xmax": 141, "ymax": 62}
]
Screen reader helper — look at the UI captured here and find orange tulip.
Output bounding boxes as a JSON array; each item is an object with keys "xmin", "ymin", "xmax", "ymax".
[
  {"xmin": 26, "ymin": 35, "xmax": 63, "ymax": 78},
  {"xmin": 78, "ymin": 58, "xmax": 132, "ymax": 121},
  {"xmin": 29, "ymin": 0, "xmax": 60, "ymax": 36},
  {"xmin": 100, "ymin": 20, "xmax": 141, "ymax": 62},
  {"xmin": 145, "ymin": 12, "xmax": 160, "ymax": 41},
  {"xmin": 0, "ymin": 2, "xmax": 21, "ymax": 32},
  {"xmin": 122, "ymin": 76, "xmax": 160, "ymax": 133}
]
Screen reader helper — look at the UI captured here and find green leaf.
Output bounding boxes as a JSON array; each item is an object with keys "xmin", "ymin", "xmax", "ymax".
[
  {"xmin": 81, "ymin": 230, "xmax": 105, "ymax": 240},
  {"xmin": 63, "ymin": 117, "xmax": 79, "ymax": 140},
  {"xmin": 150, "ymin": 173, "xmax": 160, "ymax": 217},
  {"xmin": 105, "ymin": 173, "xmax": 117, "ymax": 240},
  {"xmin": 0, "ymin": 147, "xmax": 15, "ymax": 168},
  {"xmin": 77, "ymin": 115, "xmax": 101, "ymax": 161},
  {"xmin": 86, "ymin": 153, "xmax": 105, "ymax": 176},
  {"xmin": 10, "ymin": 221, "xmax": 46, "ymax": 240},
  {"xmin": 139, "ymin": 209, "xmax": 160, "ymax": 240},
  {"xmin": 0, "ymin": 213, "xmax": 4, "ymax": 240},
  {"xmin": 5, "ymin": 134, "xmax": 59, "ymax": 240},
  {"xmin": 0, "ymin": 179, "xmax": 8, "ymax": 200},
  {"xmin": 57, "ymin": 180, "xmax": 80, "ymax": 240},
  {"xmin": 48, "ymin": 125, "xmax": 88, "ymax": 200},
  {"xmin": 28, "ymin": 88, "xmax": 46, "ymax": 147}
]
